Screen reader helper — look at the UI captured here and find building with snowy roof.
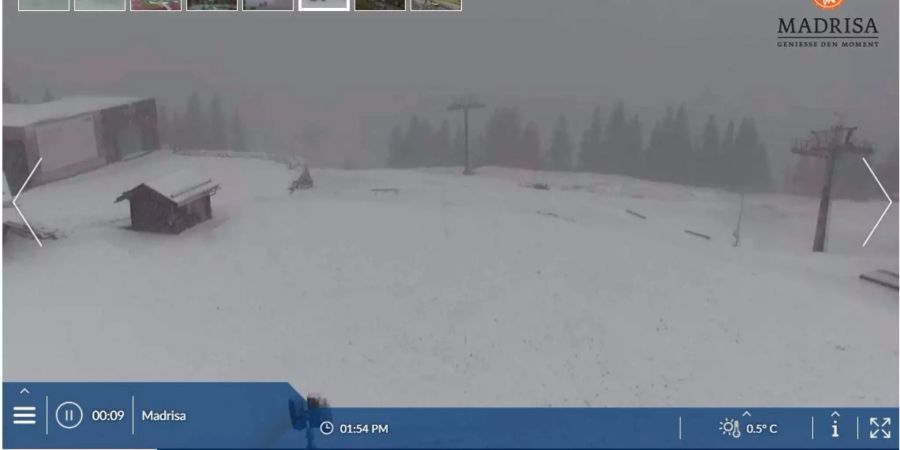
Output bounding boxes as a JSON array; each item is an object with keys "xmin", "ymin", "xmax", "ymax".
[
  {"xmin": 3, "ymin": 96, "xmax": 159, "ymax": 193},
  {"xmin": 115, "ymin": 170, "xmax": 219, "ymax": 234}
]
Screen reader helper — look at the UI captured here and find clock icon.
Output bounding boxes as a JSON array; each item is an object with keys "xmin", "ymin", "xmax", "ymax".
[{"xmin": 319, "ymin": 420, "xmax": 335, "ymax": 436}]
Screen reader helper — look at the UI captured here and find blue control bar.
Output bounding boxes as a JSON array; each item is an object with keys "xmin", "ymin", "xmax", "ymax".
[{"xmin": 4, "ymin": 383, "xmax": 898, "ymax": 449}]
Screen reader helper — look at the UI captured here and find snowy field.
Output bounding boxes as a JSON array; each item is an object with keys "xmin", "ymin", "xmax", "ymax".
[
  {"xmin": 244, "ymin": 0, "xmax": 293, "ymax": 10},
  {"xmin": 18, "ymin": 0, "xmax": 70, "ymax": 10},
  {"xmin": 3, "ymin": 150, "xmax": 897, "ymax": 407},
  {"xmin": 74, "ymin": 0, "xmax": 126, "ymax": 9},
  {"xmin": 300, "ymin": 0, "xmax": 348, "ymax": 9},
  {"xmin": 186, "ymin": 0, "xmax": 237, "ymax": 9}
]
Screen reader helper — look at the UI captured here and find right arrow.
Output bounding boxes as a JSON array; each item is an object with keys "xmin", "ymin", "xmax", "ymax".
[{"xmin": 862, "ymin": 157, "xmax": 893, "ymax": 247}]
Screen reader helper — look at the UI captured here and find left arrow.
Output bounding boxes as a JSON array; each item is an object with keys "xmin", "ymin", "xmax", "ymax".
[{"xmin": 12, "ymin": 157, "xmax": 43, "ymax": 247}]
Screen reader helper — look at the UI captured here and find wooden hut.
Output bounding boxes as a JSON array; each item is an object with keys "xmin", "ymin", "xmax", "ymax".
[{"xmin": 115, "ymin": 170, "xmax": 219, "ymax": 234}]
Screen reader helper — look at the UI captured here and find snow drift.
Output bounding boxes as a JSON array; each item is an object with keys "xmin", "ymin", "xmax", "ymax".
[{"xmin": 3, "ymin": 151, "xmax": 897, "ymax": 407}]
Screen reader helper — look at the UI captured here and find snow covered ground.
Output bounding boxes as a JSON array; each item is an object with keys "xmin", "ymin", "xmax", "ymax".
[
  {"xmin": 244, "ymin": 0, "xmax": 293, "ymax": 10},
  {"xmin": 3, "ymin": 150, "xmax": 897, "ymax": 407},
  {"xmin": 186, "ymin": 0, "xmax": 237, "ymax": 10},
  {"xmin": 18, "ymin": 0, "xmax": 70, "ymax": 10},
  {"xmin": 74, "ymin": 0, "xmax": 126, "ymax": 10},
  {"xmin": 300, "ymin": 0, "xmax": 348, "ymax": 10}
]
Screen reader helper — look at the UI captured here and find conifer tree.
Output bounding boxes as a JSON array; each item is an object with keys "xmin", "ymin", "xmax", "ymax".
[
  {"xmin": 579, "ymin": 106, "xmax": 603, "ymax": 172},
  {"xmin": 230, "ymin": 108, "xmax": 247, "ymax": 152},
  {"xmin": 545, "ymin": 115, "xmax": 573, "ymax": 171},
  {"xmin": 208, "ymin": 94, "xmax": 227, "ymax": 150},
  {"xmin": 696, "ymin": 115, "xmax": 721, "ymax": 187}
]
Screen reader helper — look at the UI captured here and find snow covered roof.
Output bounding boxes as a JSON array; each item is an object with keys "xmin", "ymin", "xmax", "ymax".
[
  {"xmin": 4, "ymin": 96, "xmax": 149, "ymax": 128},
  {"xmin": 117, "ymin": 169, "xmax": 219, "ymax": 206}
]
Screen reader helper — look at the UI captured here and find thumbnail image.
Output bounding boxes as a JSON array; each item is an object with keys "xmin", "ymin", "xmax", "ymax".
[
  {"xmin": 244, "ymin": 0, "xmax": 293, "ymax": 9},
  {"xmin": 355, "ymin": 0, "xmax": 403, "ymax": 10},
  {"xmin": 187, "ymin": 0, "xmax": 237, "ymax": 9},
  {"xmin": 300, "ymin": 0, "xmax": 348, "ymax": 10},
  {"xmin": 75, "ymin": 0, "xmax": 126, "ymax": 10},
  {"xmin": 411, "ymin": 0, "xmax": 458, "ymax": 10},
  {"xmin": 18, "ymin": 0, "xmax": 69, "ymax": 10},
  {"xmin": 131, "ymin": 0, "xmax": 181, "ymax": 9}
]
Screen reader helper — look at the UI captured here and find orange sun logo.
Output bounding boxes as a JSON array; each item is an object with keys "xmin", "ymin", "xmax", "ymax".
[{"xmin": 813, "ymin": 0, "xmax": 844, "ymax": 10}]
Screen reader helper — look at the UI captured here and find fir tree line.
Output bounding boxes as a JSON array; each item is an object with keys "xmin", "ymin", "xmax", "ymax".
[
  {"xmin": 575, "ymin": 101, "xmax": 773, "ymax": 192},
  {"xmin": 2, "ymin": 83, "xmax": 55, "ymax": 104},
  {"xmin": 159, "ymin": 91, "xmax": 247, "ymax": 152},
  {"xmin": 387, "ymin": 116, "xmax": 464, "ymax": 169},
  {"xmin": 388, "ymin": 100, "xmax": 781, "ymax": 193}
]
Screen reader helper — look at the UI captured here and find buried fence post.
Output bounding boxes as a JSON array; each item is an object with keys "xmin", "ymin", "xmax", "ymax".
[
  {"xmin": 625, "ymin": 209, "xmax": 647, "ymax": 220},
  {"xmin": 733, "ymin": 193, "xmax": 744, "ymax": 247},
  {"xmin": 684, "ymin": 230, "xmax": 712, "ymax": 240}
]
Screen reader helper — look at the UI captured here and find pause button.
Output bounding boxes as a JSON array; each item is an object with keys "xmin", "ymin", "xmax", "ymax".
[{"xmin": 55, "ymin": 401, "xmax": 83, "ymax": 430}]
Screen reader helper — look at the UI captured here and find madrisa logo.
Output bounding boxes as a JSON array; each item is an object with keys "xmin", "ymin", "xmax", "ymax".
[
  {"xmin": 777, "ymin": 0, "xmax": 880, "ymax": 49},
  {"xmin": 778, "ymin": 17, "xmax": 878, "ymax": 35},
  {"xmin": 812, "ymin": 0, "xmax": 844, "ymax": 11}
]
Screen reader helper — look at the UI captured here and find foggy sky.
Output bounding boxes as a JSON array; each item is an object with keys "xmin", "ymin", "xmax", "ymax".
[{"xmin": 3, "ymin": 0, "xmax": 897, "ymax": 171}]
